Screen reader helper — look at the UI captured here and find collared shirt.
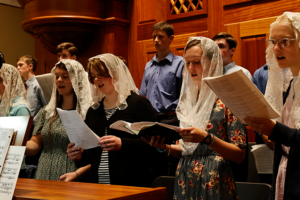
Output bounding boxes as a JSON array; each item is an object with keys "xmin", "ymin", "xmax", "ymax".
[
  {"xmin": 223, "ymin": 61, "xmax": 252, "ymax": 80},
  {"xmin": 26, "ymin": 76, "xmax": 48, "ymax": 120},
  {"xmin": 252, "ymin": 64, "xmax": 268, "ymax": 95},
  {"xmin": 140, "ymin": 51, "xmax": 183, "ymax": 113}
]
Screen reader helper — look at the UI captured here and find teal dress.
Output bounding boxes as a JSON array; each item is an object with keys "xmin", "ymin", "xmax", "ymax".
[
  {"xmin": 174, "ymin": 99, "xmax": 247, "ymax": 200},
  {"xmin": 0, "ymin": 96, "xmax": 31, "ymax": 116},
  {"xmin": 7, "ymin": 96, "xmax": 31, "ymax": 116}
]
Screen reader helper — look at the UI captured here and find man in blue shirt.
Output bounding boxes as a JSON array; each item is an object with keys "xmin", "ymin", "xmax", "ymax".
[
  {"xmin": 17, "ymin": 55, "xmax": 49, "ymax": 121},
  {"xmin": 140, "ymin": 21, "xmax": 183, "ymax": 176},
  {"xmin": 140, "ymin": 21, "xmax": 183, "ymax": 126}
]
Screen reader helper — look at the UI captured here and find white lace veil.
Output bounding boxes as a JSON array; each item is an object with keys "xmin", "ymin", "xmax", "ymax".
[
  {"xmin": 45, "ymin": 59, "xmax": 92, "ymax": 120},
  {"xmin": 176, "ymin": 37, "xmax": 223, "ymax": 155},
  {"xmin": 88, "ymin": 53, "xmax": 138, "ymax": 110},
  {"xmin": 0, "ymin": 63, "xmax": 30, "ymax": 116},
  {"xmin": 265, "ymin": 12, "xmax": 300, "ymax": 129}
]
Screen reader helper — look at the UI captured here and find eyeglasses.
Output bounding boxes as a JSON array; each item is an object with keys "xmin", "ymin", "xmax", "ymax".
[{"xmin": 266, "ymin": 38, "xmax": 296, "ymax": 48}]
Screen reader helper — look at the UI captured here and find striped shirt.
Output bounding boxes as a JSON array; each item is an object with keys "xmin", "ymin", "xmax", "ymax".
[{"xmin": 98, "ymin": 107, "xmax": 118, "ymax": 184}]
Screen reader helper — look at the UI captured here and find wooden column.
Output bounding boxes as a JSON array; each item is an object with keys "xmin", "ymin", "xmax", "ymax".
[{"xmin": 207, "ymin": 0, "xmax": 224, "ymax": 38}]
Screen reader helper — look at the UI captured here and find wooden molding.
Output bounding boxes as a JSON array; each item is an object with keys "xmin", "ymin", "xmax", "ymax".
[
  {"xmin": 239, "ymin": 16, "xmax": 277, "ymax": 37},
  {"xmin": 223, "ymin": 0, "xmax": 253, "ymax": 6}
]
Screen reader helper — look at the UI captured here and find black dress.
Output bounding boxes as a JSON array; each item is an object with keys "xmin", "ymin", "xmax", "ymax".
[{"xmin": 79, "ymin": 92, "xmax": 167, "ymax": 187}]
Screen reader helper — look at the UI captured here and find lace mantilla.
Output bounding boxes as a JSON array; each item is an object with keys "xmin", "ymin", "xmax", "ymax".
[
  {"xmin": 45, "ymin": 59, "xmax": 92, "ymax": 120},
  {"xmin": 89, "ymin": 54, "xmax": 138, "ymax": 110},
  {"xmin": 265, "ymin": 12, "xmax": 300, "ymax": 129},
  {"xmin": 177, "ymin": 37, "xmax": 223, "ymax": 155},
  {"xmin": 0, "ymin": 63, "xmax": 30, "ymax": 116}
]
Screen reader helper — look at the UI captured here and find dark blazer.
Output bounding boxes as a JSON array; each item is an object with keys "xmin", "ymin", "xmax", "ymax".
[
  {"xmin": 269, "ymin": 80, "xmax": 300, "ymax": 200},
  {"xmin": 79, "ymin": 92, "xmax": 167, "ymax": 187}
]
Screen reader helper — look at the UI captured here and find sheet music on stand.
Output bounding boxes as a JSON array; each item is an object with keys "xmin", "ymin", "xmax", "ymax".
[
  {"xmin": 0, "ymin": 128, "xmax": 14, "ymax": 173},
  {"xmin": 0, "ymin": 146, "xmax": 26, "ymax": 200}
]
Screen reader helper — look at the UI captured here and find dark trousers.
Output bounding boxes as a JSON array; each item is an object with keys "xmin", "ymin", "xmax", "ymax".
[{"xmin": 157, "ymin": 114, "xmax": 180, "ymax": 176}]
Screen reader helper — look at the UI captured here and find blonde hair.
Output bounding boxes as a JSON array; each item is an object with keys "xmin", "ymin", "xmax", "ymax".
[{"xmin": 271, "ymin": 15, "xmax": 300, "ymax": 44}]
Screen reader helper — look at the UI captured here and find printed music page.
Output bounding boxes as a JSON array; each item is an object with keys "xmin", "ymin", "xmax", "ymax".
[
  {"xmin": 0, "ymin": 146, "xmax": 26, "ymax": 200},
  {"xmin": 251, "ymin": 144, "xmax": 273, "ymax": 174},
  {"xmin": 203, "ymin": 70, "xmax": 280, "ymax": 123},
  {"xmin": 56, "ymin": 108, "xmax": 100, "ymax": 150},
  {"xmin": 0, "ymin": 128, "xmax": 14, "ymax": 174}
]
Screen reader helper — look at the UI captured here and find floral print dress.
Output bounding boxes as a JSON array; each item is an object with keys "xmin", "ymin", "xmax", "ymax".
[{"xmin": 174, "ymin": 99, "xmax": 246, "ymax": 200}]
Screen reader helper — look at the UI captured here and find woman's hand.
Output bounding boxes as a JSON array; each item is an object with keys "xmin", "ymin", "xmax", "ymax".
[
  {"xmin": 59, "ymin": 172, "xmax": 78, "ymax": 182},
  {"xmin": 142, "ymin": 135, "xmax": 166, "ymax": 151},
  {"xmin": 179, "ymin": 127, "xmax": 208, "ymax": 143},
  {"xmin": 99, "ymin": 136, "xmax": 122, "ymax": 151},
  {"xmin": 66, "ymin": 143, "xmax": 83, "ymax": 162},
  {"xmin": 244, "ymin": 117, "xmax": 276, "ymax": 137}
]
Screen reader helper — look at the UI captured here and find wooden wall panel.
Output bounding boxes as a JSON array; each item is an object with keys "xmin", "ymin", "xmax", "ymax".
[
  {"xmin": 224, "ymin": 0, "xmax": 254, "ymax": 6},
  {"xmin": 137, "ymin": 17, "xmax": 207, "ymax": 41},
  {"xmin": 225, "ymin": 23, "xmax": 242, "ymax": 66},
  {"xmin": 242, "ymin": 36, "xmax": 266, "ymax": 75},
  {"xmin": 224, "ymin": 0, "xmax": 300, "ymax": 24},
  {"xmin": 240, "ymin": 16, "xmax": 276, "ymax": 37},
  {"xmin": 134, "ymin": 41, "xmax": 148, "ymax": 88},
  {"xmin": 137, "ymin": 0, "xmax": 165, "ymax": 24},
  {"xmin": 208, "ymin": 0, "xmax": 224, "ymax": 38}
]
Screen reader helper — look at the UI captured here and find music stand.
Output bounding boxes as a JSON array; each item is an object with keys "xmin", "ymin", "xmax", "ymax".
[{"xmin": 0, "ymin": 116, "xmax": 33, "ymax": 146}]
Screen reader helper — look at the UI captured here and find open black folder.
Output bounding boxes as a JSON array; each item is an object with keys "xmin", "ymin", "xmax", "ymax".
[{"xmin": 110, "ymin": 121, "xmax": 181, "ymax": 144}]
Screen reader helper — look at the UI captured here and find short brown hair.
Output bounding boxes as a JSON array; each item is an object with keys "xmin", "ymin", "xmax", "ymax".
[
  {"xmin": 212, "ymin": 32, "xmax": 237, "ymax": 49},
  {"xmin": 87, "ymin": 58, "xmax": 110, "ymax": 84},
  {"xmin": 55, "ymin": 42, "xmax": 78, "ymax": 56},
  {"xmin": 152, "ymin": 21, "xmax": 174, "ymax": 37},
  {"xmin": 17, "ymin": 55, "xmax": 38, "ymax": 72}
]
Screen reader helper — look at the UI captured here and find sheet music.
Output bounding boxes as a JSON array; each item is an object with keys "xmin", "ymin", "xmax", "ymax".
[
  {"xmin": 251, "ymin": 144, "xmax": 273, "ymax": 174},
  {"xmin": 0, "ymin": 146, "xmax": 25, "ymax": 200},
  {"xmin": 0, "ymin": 128, "xmax": 14, "ymax": 174},
  {"xmin": 56, "ymin": 108, "xmax": 100, "ymax": 150},
  {"xmin": 203, "ymin": 70, "xmax": 280, "ymax": 123}
]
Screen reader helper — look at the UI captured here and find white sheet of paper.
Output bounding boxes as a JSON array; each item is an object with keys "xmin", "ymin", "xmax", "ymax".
[
  {"xmin": 251, "ymin": 144, "xmax": 273, "ymax": 174},
  {"xmin": 0, "ymin": 146, "xmax": 25, "ymax": 200},
  {"xmin": 0, "ymin": 128, "xmax": 14, "ymax": 174},
  {"xmin": 56, "ymin": 108, "xmax": 100, "ymax": 150},
  {"xmin": 203, "ymin": 70, "xmax": 280, "ymax": 123}
]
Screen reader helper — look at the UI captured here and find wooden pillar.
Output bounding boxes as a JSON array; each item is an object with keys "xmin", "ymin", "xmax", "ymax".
[{"xmin": 207, "ymin": 0, "xmax": 224, "ymax": 38}]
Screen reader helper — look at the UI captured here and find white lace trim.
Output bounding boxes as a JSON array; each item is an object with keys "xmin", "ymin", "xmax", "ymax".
[
  {"xmin": 89, "ymin": 54, "xmax": 138, "ymax": 110},
  {"xmin": 265, "ymin": 12, "xmax": 300, "ymax": 129},
  {"xmin": 45, "ymin": 59, "xmax": 92, "ymax": 120}
]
